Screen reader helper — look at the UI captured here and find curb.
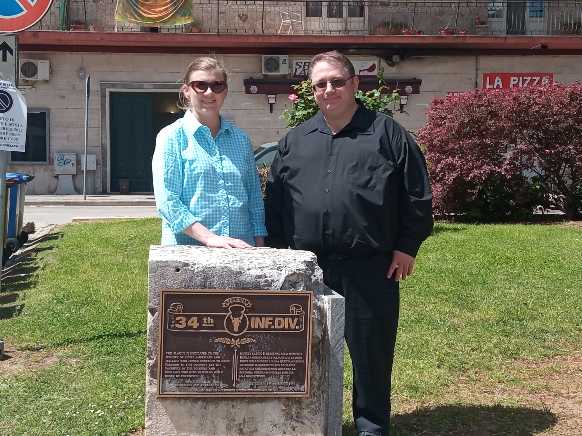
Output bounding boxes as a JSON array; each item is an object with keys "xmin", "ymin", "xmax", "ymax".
[
  {"xmin": 25, "ymin": 200, "xmax": 156, "ymax": 207},
  {"xmin": 71, "ymin": 216, "xmax": 156, "ymax": 223}
]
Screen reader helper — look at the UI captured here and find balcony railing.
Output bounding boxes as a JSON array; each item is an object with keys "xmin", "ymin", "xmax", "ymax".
[{"xmin": 32, "ymin": 1, "xmax": 582, "ymax": 36}]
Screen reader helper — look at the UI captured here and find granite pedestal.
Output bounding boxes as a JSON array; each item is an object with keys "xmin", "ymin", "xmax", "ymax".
[{"xmin": 147, "ymin": 246, "xmax": 345, "ymax": 436}]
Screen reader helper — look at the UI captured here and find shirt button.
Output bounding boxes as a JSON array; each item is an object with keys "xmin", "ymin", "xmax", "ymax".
[{"xmin": 324, "ymin": 188, "xmax": 330, "ymax": 193}]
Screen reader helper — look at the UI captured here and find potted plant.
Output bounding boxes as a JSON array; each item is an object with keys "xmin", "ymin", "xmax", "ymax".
[
  {"xmin": 474, "ymin": 16, "xmax": 488, "ymax": 35},
  {"xmin": 185, "ymin": 19, "xmax": 201, "ymax": 33},
  {"xmin": 69, "ymin": 20, "xmax": 88, "ymax": 31},
  {"xmin": 439, "ymin": 25, "xmax": 455, "ymax": 35},
  {"xmin": 559, "ymin": 20, "xmax": 582, "ymax": 35},
  {"xmin": 401, "ymin": 26, "xmax": 422, "ymax": 35},
  {"xmin": 373, "ymin": 20, "xmax": 407, "ymax": 35}
]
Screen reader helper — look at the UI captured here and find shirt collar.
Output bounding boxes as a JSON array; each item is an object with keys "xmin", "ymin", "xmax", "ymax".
[
  {"xmin": 303, "ymin": 104, "xmax": 375, "ymax": 136},
  {"xmin": 182, "ymin": 109, "xmax": 232, "ymax": 138}
]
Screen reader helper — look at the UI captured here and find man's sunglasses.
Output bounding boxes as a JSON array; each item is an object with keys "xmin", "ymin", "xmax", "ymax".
[
  {"xmin": 188, "ymin": 81, "xmax": 227, "ymax": 94},
  {"xmin": 312, "ymin": 76, "xmax": 354, "ymax": 92}
]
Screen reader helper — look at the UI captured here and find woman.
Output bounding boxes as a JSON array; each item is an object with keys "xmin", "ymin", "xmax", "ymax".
[{"xmin": 152, "ymin": 57, "xmax": 266, "ymax": 248}]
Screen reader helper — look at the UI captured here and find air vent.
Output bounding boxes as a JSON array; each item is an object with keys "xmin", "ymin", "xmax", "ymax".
[
  {"xmin": 19, "ymin": 59, "xmax": 50, "ymax": 81},
  {"xmin": 262, "ymin": 55, "xmax": 289, "ymax": 75}
]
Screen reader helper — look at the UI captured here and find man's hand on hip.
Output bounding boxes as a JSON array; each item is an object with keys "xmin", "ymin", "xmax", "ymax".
[{"xmin": 387, "ymin": 250, "xmax": 416, "ymax": 281}]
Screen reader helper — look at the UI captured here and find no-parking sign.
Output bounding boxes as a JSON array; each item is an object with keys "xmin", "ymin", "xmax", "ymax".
[
  {"xmin": 0, "ymin": 80, "xmax": 27, "ymax": 152},
  {"xmin": 0, "ymin": 0, "xmax": 54, "ymax": 33}
]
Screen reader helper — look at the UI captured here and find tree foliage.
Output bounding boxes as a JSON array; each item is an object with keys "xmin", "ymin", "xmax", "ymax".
[{"xmin": 419, "ymin": 84, "xmax": 582, "ymax": 220}]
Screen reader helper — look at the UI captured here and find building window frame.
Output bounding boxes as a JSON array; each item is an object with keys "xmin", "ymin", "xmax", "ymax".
[
  {"xmin": 10, "ymin": 108, "xmax": 50, "ymax": 164},
  {"xmin": 306, "ymin": 1, "xmax": 365, "ymax": 19},
  {"xmin": 528, "ymin": 0, "xmax": 545, "ymax": 18},
  {"xmin": 488, "ymin": 1, "xmax": 505, "ymax": 19}
]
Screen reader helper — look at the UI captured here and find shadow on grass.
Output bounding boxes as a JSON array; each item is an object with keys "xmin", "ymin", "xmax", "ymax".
[
  {"xmin": 0, "ymin": 262, "xmax": 35, "ymax": 320},
  {"xmin": 0, "ymin": 303, "xmax": 24, "ymax": 319},
  {"xmin": 341, "ymin": 404, "xmax": 557, "ymax": 436},
  {"xmin": 49, "ymin": 330, "xmax": 147, "ymax": 348},
  {"xmin": 0, "ymin": 258, "xmax": 39, "ymax": 295},
  {"xmin": 431, "ymin": 224, "xmax": 467, "ymax": 236},
  {"xmin": 0, "ymin": 292, "xmax": 19, "ymax": 305},
  {"xmin": 0, "ymin": 231, "xmax": 61, "ymax": 320}
]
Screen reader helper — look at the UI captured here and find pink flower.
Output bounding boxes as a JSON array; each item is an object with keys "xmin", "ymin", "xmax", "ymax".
[{"xmin": 288, "ymin": 93, "xmax": 299, "ymax": 103}]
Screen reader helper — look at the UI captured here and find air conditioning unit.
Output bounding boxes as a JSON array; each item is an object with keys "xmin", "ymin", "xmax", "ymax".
[
  {"xmin": 262, "ymin": 55, "xmax": 289, "ymax": 75},
  {"xmin": 19, "ymin": 59, "xmax": 50, "ymax": 81}
]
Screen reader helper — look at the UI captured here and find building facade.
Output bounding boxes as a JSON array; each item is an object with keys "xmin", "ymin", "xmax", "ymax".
[{"xmin": 11, "ymin": 0, "xmax": 582, "ymax": 194}]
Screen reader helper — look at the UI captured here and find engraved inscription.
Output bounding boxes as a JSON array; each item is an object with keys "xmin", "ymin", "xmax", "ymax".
[{"xmin": 158, "ymin": 290, "xmax": 312, "ymax": 398}]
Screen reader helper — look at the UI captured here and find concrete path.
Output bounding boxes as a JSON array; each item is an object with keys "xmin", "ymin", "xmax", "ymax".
[
  {"xmin": 23, "ymin": 195, "xmax": 158, "ymax": 227},
  {"xmin": 25, "ymin": 194, "xmax": 155, "ymax": 207}
]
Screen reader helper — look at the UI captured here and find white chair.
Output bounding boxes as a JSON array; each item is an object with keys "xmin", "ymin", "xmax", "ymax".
[{"xmin": 279, "ymin": 10, "xmax": 304, "ymax": 34}]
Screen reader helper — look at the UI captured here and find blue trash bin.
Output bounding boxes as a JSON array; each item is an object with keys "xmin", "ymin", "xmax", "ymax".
[{"xmin": 3, "ymin": 172, "xmax": 34, "ymax": 264}]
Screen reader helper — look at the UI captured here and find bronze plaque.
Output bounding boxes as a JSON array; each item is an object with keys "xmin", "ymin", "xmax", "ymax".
[{"xmin": 158, "ymin": 289, "xmax": 312, "ymax": 398}]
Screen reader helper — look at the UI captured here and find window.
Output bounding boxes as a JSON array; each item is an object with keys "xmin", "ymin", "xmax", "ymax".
[
  {"xmin": 306, "ymin": 2, "xmax": 322, "ymax": 17},
  {"xmin": 488, "ymin": 1, "xmax": 504, "ymax": 19},
  {"xmin": 528, "ymin": 0, "xmax": 544, "ymax": 18},
  {"xmin": 11, "ymin": 109, "xmax": 49, "ymax": 163},
  {"xmin": 327, "ymin": 2, "xmax": 343, "ymax": 18},
  {"xmin": 347, "ymin": 1, "xmax": 364, "ymax": 18}
]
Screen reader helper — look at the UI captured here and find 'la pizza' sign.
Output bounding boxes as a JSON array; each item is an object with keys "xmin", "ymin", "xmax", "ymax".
[{"xmin": 483, "ymin": 72, "xmax": 554, "ymax": 89}]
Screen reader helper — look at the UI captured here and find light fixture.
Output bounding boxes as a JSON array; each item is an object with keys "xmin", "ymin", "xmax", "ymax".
[
  {"xmin": 399, "ymin": 95, "xmax": 409, "ymax": 113},
  {"xmin": 384, "ymin": 53, "xmax": 403, "ymax": 67},
  {"xmin": 267, "ymin": 94, "xmax": 277, "ymax": 113}
]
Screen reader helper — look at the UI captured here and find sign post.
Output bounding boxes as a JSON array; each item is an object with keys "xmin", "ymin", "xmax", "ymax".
[
  {"xmin": 0, "ymin": 1, "xmax": 54, "ymax": 294},
  {"xmin": 83, "ymin": 75, "xmax": 90, "ymax": 199},
  {"xmin": 0, "ymin": 80, "xmax": 27, "ymax": 275},
  {"xmin": 0, "ymin": 35, "xmax": 17, "ymax": 287}
]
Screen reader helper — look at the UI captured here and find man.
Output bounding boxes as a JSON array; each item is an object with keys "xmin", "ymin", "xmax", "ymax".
[{"xmin": 265, "ymin": 51, "xmax": 433, "ymax": 436}]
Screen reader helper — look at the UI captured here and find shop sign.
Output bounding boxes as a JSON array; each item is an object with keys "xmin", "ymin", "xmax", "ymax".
[{"xmin": 483, "ymin": 72, "xmax": 554, "ymax": 89}]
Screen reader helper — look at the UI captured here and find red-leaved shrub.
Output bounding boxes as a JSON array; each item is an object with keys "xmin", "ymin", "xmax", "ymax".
[{"xmin": 419, "ymin": 84, "xmax": 582, "ymax": 220}]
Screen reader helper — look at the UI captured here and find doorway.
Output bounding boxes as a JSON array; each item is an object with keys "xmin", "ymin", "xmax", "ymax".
[{"xmin": 109, "ymin": 92, "xmax": 182, "ymax": 193}]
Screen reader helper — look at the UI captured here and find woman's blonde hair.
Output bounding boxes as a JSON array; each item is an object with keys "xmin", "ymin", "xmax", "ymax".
[{"xmin": 178, "ymin": 57, "xmax": 228, "ymax": 110}]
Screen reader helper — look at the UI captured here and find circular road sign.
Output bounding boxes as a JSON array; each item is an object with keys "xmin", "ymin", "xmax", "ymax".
[
  {"xmin": 0, "ymin": 0, "xmax": 54, "ymax": 33},
  {"xmin": 0, "ymin": 90, "xmax": 14, "ymax": 113}
]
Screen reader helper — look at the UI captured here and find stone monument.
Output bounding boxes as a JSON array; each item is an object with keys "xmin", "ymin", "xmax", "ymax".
[{"xmin": 147, "ymin": 246, "xmax": 345, "ymax": 436}]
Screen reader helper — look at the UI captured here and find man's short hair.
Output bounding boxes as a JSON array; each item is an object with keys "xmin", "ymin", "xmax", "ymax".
[{"xmin": 309, "ymin": 51, "xmax": 355, "ymax": 79}]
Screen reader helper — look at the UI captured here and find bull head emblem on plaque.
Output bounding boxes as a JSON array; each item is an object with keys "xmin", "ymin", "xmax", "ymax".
[
  {"xmin": 224, "ymin": 304, "xmax": 249, "ymax": 336},
  {"xmin": 168, "ymin": 302, "xmax": 184, "ymax": 313}
]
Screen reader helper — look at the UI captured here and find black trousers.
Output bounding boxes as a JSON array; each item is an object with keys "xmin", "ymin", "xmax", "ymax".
[{"xmin": 319, "ymin": 254, "xmax": 400, "ymax": 436}]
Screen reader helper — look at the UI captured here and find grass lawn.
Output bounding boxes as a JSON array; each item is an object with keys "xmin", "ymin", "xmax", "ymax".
[{"xmin": 1, "ymin": 220, "xmax": 581, "ymax": 435}]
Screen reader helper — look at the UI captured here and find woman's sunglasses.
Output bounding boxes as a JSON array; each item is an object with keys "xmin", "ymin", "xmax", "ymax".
[
  {"xmin": 312, "ymin": 76, "xmax": 354, "ymax": 92},
  {"xmin": 189, "ymin": 81, "xmax": 227, "ymax": 94}
]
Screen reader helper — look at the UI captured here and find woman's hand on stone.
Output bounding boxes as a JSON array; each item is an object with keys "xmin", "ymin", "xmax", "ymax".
[{"xmin": 204, "ymin": 235, "xmax": 252, "ymax": 249}]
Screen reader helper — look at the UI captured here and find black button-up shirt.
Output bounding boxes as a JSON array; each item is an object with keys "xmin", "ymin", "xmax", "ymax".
[{"xmin": 266, "ymin": 105, "xmax": 433, "ymax": 258}]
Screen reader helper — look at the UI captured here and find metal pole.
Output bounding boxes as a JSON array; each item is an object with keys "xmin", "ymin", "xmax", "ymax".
[
  {"xmin": 0, "ymin": 70, "xmax": 8, "ymax": 291},
  {"xmin": 83, "ymin": 74, "xmax": 90, "ymax": 199},
  {"xmin": 0, "ymin": 151, "xmax": 7, "ymax": 290}
]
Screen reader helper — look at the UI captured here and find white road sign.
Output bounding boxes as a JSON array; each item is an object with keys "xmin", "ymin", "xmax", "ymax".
[
  {"xmin": 0, "ymin": 35, "xmax": 16, "ymax": 84},
  {"xmin": 0, "ymin": 80, "xmax": 27, "ymax": 152}
]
